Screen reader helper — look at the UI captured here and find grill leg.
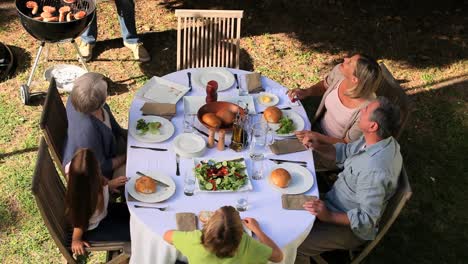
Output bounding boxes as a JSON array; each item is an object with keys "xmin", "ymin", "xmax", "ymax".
[
  {"xmin": 26, "ymin": 42, "xmax": 45, "ymax": 87},
  {"xmin": 71, "ymin": 39, "xmax": 89, "ymax": 72}
]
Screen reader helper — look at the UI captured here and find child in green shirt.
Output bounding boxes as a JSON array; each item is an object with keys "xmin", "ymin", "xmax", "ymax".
[{"xmin": 164, "ymin": 206, "xmax": 283, "ymax": 264}]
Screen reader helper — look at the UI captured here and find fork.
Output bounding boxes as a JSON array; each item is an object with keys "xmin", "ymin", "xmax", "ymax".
[
  {"xmin": 134, "ymin": 205, "xmax": 168, "ymax": 211},
  {"xmin": 176, "ymin": 153, "xmax": 180, "ymax": 176},
  {"xmin": 270, "ymin": 159, "xmax": 307, "ymax": 167}
]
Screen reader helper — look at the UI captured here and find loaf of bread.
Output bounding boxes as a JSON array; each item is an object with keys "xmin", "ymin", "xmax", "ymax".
[
  {"xmin": 135, "ymin": 176, "xmax": 157, "ymax": 194},
  {"xmin": 270, "ymin": 168, "xmax": 292, "ymax": 188},
  {"xmin": 263, "ymin": 106, "xmax": 282, "ymax": 123},
  {"xmin": 202, "ymin": 113, "xmax": 222, "ymax": 128}
]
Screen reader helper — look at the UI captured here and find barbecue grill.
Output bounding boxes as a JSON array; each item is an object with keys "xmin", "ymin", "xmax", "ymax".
[{"xmin": 15, "ymin": 0, "xmax": 96, "ymax": 105}]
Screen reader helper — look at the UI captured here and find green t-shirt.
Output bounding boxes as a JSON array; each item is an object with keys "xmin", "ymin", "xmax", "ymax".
[{"xmin": 172, "ymin": 230, "xmax": 273, "ymax": 264}]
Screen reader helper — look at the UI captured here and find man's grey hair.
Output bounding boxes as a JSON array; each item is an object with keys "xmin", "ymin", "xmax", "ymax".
[
  {"xmin": 370, "ymin": 96, "xmax": 401, "ymax": 138},
  {"xmin": 71, "ymin": 72, "xmax": 108, "ymax": 114}
]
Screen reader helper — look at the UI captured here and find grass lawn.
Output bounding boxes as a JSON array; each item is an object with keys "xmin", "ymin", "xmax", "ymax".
[{"xmin": 0, "ymin": 0, "xmax": 467, "ymax": 263}]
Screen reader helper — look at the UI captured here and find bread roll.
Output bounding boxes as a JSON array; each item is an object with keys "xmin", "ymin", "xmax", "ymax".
[
  {"xmin": 135, "ymin": 176, "xmax": 157, "ymax": 194},
  {"xmin": 263, "ymin": 106, "xmax": 282, "ymax": 123},
  {"xmin": 270, "ymin": 168, "xmax": 291, "ymax": 188},
  {"xmin": 199, "ymin": 211, "xmax": 214, "ymax": 224},
  {"xmin": 202, "ymin": 113, "xmax": 222, "ymax": 128},
  {"xmin": 215, "ymin": 109, "xmax": 235, "ymax": 126}
]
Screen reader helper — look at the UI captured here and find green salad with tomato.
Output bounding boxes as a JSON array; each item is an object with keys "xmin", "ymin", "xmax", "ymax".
[{"xmin": 194, "ymin": 159, "xmax": 247, "ymax": 191}]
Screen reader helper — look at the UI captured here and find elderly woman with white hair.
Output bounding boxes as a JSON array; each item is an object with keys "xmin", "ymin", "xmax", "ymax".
[{"xmin": 62, "ymin": 72, "xmax": 127, "ymax": 180}]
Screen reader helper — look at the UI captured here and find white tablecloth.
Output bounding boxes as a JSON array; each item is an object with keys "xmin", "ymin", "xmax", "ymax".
[{"xmin": 126, "ymin": 68, "xmax": 319, "ymax": 264}]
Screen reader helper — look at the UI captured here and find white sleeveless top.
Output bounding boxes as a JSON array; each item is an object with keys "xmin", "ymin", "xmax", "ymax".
[
  {"xmin": 320, "ymin": 86, "xmax": 357, "ymax": 138},
  {"xmin": 88, "ymin": 185, "xmax": 109, "ymax": 230}
]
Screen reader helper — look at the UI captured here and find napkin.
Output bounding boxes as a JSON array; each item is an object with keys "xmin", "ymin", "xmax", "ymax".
[
  {"xmin": 282, "ymin": 194, "xmax": 318, "ymax": 210},
  {"xmin": 140, "ymin": 103, "xmax": 176, "ymax": 120},
  {"xmin": 269, "ymin": 138, "xmax": 307, "ymax": 155},
  {"xmin": 176, "ymin": 213, "xmax": 198, "ymax": 231},
  {"xmin": 245, "ymin": 72, "xmax": 265, "ymax": 93}
]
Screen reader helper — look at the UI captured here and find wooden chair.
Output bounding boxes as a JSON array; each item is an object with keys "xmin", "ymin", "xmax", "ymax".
[
  {"xmin": 312, "ymin": 166, "xmax": 412, "ymax": 264},
  {"xmin": 32, "ymin": 138, "xmax": 131, "ymax": 264},
  {"xmin": 39, "ymin": 77, "xmax": 68, "ymax": 178},
  {"xmin": 175, "ymin": 9, "xmax": 244, "ymax": 70},
  {"xmin": 377, "ymin": 63, "xmax": 412, "ymax": 139}
]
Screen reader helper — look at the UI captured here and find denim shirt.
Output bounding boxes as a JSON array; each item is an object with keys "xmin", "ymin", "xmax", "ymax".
[{"xmin": 325, "ymin": 136, "xmax": 402, "ymax": 240}]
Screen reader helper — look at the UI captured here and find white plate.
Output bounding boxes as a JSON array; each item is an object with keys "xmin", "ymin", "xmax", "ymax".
[
  {"xmin": 257, "ymin": 92, "xmax": 279, "ymax": 107},
  {"xmin": 127, "ymin": 172, "xmax": 176, "ymax": 203},
  {"xmin": 268, "ymin": 164, "xmax": 314, "ymax": 194},
  {"xmin": 136, "ymin": 76, "xmax": 190, "ymax": 104},
  {"xmin": 183, "ymin": 95, "xmax": 256, "ymax": 115},
  {"xmin": 270, "ymin": 110, "xmax": 305, "ymax": 137},
  {"xmin": 129, "ymin": 116, "xmax": 175, "ymax": 143},
  {"xmin": 173, "ymin": 133, "xmax": 206, "ymax": 158},
  {"xmin": 44, "ymin": 64, "xmax": 87, "ymax": 92},
  {"xmin": 193, "ymin": 157, "xmax": 253, "ymax": 192},
  {"xmin": 193, "ymin": 67, "xmax": 235, "ymax": 91}
]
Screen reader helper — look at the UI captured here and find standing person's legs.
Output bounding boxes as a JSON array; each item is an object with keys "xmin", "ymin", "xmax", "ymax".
[
  {"xmin": 114, "ymin": 0, "xmax": 138, "ymax": 44},
  {"xmin": 114, "ymin": 0, "xmax": 151, "ymax": 62},
  {"xmin": 295, "ymin": 221, "xmax": 365, "ymax": 264},
  {"xmin": 81, "ymin": 13, "xmax": 98, "ymax": 44},
  {"xmin": 79, "ymin": 13, "xmax": 98, "ymax": 61}
]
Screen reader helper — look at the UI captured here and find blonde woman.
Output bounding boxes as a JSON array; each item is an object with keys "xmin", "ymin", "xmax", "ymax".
[
  {"xmin": 164, "ymin": 206, "xmax": 283, "ymax": 264},
  {"xmin": 288, "ymin": 54, "xmax": 382, "ymax": 144}
]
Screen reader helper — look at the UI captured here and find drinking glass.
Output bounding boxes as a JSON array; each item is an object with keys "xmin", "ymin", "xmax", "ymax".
[
  {"xmin": 238, "ymin": 77, "xmax": 249, "ymax": 96},
  {"xmin": 183, "ymin": 171, "xmax": 195, "ymax": 196},
  {"xmin": 236, "ymin": 193, "xmax": 249, "ymax": 211},
  {"xmin": 251, "ymin": 159, "xmax": 264, "ymax": 180},
  {"xmin": 249, "ymin": 122, "xmax": 274, "ymax": 160},
  {"xmin": 183, "ymin": 113, "xmax": 195, "ymax": 133}
]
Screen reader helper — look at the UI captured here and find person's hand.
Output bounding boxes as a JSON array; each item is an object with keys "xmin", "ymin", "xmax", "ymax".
[
  {"xmin": 108, "ymin": 176, "xmax": 128, "ymax": 193},
  {"xmin": 287, "ymin": 88, "xmax": 309, "ymax": 101},
  {"xmin": 296, "ymin": 130, "xmax": 322, "ymax": 148},
  {"xmin": 295, "ymin": 130, "xmax": 315, "ymax": 141},
  {"xmin": 242, "ymin": 217, "xmax": 261, "ymax": 234},
  {"xmin": 71, "ymin": 239, "xmax": 90, "ymax": 256},
  {"xmin": 303, "ymin": 199, "xmax": 332, "ymax": 222}
]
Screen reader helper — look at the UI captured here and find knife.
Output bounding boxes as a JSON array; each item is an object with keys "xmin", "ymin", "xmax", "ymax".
[
  {"xmin": 176, "ymin": 153, "xmax": 180, "ymax": 176},
  {"xmin": 234, "ymin": 73, "xmax": 240, "ymax": 89},
  {"xmin": 131, "ymin": 145, "xmax": 168, "ymax": 151},
  {"xmin": 259, "ymin": 107, "xmax": 291, "ymax": 114},
  {"xmin": 269, "ymin": 158, "xmax": 307, "ymax": 165},
  {"xmin": 187, "ymin": 72, "xmax": 193, "ymax": 91},
  {"xmin": 192, "ymin": 126, "xmax": 228, "ymax": 148},
  {"xmin": 136, "ymin": 171, "xmax": 170, "ymax": 187}
]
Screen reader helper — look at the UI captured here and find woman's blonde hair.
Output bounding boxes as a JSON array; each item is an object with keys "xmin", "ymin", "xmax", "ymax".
[
  {"xmin": 201, "ymin": 206, "xmax": 244, "ymax": 258},
  {"xmin": 346, "ymin": 54, "xmax": 382, "ymax": 99}
]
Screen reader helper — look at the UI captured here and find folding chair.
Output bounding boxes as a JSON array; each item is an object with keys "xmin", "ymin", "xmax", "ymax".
[
  {"xmin": 312, "ymin": 166, "xmax": 412, "ymax": 264},
  {"xmin": 377, "ymin": 63, "xmax": 412, "ymax": 139},
  {"xmin": 39, "ymin": 77, "xmax": 68, "ymax": 177},
  {"xmin": 32, "ymin": 138, "xmax": 131, "ymax": 264},
  {"xmin": 175, "ymin": 9, "xmax": 244, "ymax": 70}
]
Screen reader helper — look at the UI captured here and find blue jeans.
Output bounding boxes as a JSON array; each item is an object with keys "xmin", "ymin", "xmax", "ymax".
[{"xmin": 81, "ymin": 0, "xmax": 139, "ymax": 45}]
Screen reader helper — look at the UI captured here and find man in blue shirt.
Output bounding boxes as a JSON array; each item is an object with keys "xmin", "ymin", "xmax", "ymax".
[{"xmin": 295, "ymin": 97, "xmax": 402, "ymax": 263}]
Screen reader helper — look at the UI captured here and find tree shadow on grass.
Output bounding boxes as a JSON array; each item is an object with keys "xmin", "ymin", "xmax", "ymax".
[
  {"xmin": 157, "ymin": 0, "xmax": 467, "ymax": 69},
  {"xmin": 366, "ymin": 78, "xmax": 468, "ymax": 262}
]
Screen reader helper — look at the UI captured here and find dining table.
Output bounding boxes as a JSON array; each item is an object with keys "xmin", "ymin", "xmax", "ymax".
[{"xmin": 125, "ymin": 68, "xmax": 319, "ymax": 264}]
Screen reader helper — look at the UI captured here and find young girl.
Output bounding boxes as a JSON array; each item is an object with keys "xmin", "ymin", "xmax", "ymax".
[
  {"xmin": 65, "ymin": 148, "xmax": 129, "ymax": 256},
  {"xmin": 164, "ymin": 206, "xmax": 283, "ymax": 264}
]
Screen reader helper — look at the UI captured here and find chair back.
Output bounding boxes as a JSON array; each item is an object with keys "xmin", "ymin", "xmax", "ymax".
[
  {"xmin": 40, "ymin": 77, "xmax": 68, "ymax": 177},
  {"xmin": 32, "ymin": 138, "xmax": 75, "ymax": 263},
  {"xmin": 377, "ymin": 63, "xmax": 412, "ymax": 139},
  {"xmin": 175, "ymin": 9, "xmax": 244, "ymax": 70},
  {"xmin": 351, "ymin": 166, "xmax": 412, "ymax": 264}
]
